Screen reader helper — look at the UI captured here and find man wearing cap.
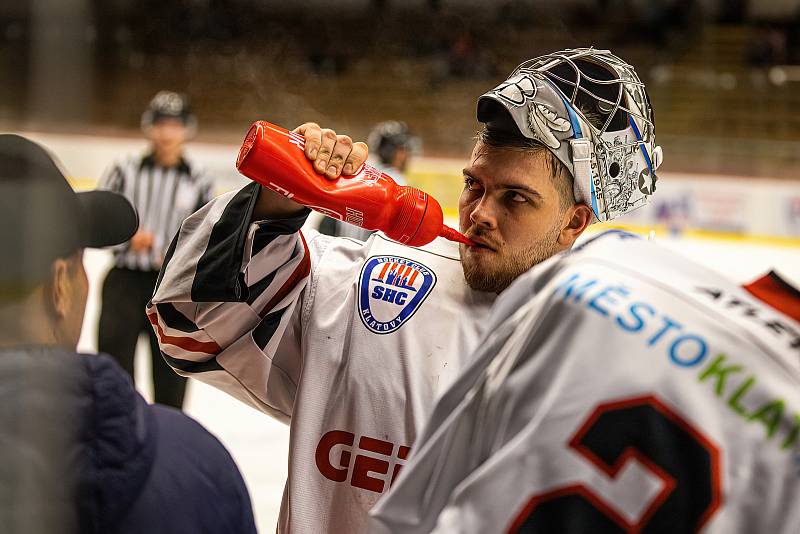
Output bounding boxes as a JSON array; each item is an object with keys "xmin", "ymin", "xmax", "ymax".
[
  {"xmin": 97, "ymin": 90, "xmax": 215, "ymax": 409},
  {"xmin": 0, "ymin": 135, "xmax": 256, "ymax": 533},
  {"xmin": 148, "ymin": 49, "xmax": 662, "ymax": 532}
]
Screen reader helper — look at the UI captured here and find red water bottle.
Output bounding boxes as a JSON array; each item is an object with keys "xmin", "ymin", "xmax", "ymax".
[{"xmin": 236, "ymin": 120, "xmax": 473, "ymax": 247}]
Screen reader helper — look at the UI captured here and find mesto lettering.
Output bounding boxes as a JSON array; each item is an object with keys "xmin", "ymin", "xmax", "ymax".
[{"xmin": 553, "ymin": 270, "xmax": 800, "ymax": 456}]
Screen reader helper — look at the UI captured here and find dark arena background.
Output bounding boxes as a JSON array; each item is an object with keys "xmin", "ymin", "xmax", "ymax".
[{"xmin": 1, "ymin": 1, "xmax": 799, "ymax": 530}]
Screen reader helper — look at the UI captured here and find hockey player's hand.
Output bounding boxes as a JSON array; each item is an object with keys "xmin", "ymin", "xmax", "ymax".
[
  {"xmin": 252, "ymin": 123, "xmax": 369, "ymax": 221},
  {"xmin": 293, "ymin": 123, "xmax": 369, "ymax": 179}
]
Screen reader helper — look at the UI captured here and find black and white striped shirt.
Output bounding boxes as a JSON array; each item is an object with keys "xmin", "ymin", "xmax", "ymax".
[{"xmin": 98, "ymin": 153, "xmax": 215, "ymax": 271}]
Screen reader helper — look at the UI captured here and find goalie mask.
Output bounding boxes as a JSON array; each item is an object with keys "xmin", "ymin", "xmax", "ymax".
[{"xmin": 477, "ymin": 48, "xmax": 663, "ymax": 223}]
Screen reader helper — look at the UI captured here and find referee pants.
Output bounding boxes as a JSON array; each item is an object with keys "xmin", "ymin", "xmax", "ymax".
[{"xmin": 98, "ymin": 267, "xmax": 187, "ymax": 409}]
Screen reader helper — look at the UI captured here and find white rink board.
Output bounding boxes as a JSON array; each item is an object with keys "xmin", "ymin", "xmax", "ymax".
[{"xmin": 18, "ymin": 130, "xmax": 800, "ymax": 241}]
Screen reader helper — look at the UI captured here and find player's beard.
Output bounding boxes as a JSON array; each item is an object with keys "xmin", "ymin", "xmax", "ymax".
[{"xmin": 460, "ymin": 221, "xmax": 563, "ymax": 294}]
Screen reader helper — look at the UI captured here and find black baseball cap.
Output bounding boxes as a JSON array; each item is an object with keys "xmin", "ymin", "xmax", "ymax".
[{"xmin": 0, "ymin": 134, "xmax": 138, "ymax": 286}]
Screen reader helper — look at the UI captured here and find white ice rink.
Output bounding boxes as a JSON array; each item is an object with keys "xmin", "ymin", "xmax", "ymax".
[{"xmin": 22, "ymin": 132, "xmax": 800, "ymax": 533}]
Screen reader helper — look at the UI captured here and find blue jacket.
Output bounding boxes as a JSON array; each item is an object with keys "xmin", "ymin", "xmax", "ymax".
[{"xmin": 0, "ymin": 347, "xmax": 257, "ymax": 534}]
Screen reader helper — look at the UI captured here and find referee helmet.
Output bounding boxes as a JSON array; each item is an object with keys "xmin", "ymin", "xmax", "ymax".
[{"xmin": 141, "ymin": 91, "xmax": 197, "ymax": 135}]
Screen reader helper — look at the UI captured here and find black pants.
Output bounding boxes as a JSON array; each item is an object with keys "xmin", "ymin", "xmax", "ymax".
[{"xmin": 98, "ymin": 267, "xmax": 187, "ymax": 409}]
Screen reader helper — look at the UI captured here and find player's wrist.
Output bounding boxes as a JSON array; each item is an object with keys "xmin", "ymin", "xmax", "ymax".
[{"xmin": 252, "ymin": 184, "xmax": 306, "ymax": 221}]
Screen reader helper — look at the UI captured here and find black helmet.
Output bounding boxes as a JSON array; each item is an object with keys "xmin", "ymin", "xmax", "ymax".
[
  {"xmin": 141, "ymin": 91, "xmax": 197, "ymax": 133},
  {"xmin": 367, "ymin": 121, "xmax": 417, "ymax": 166}
]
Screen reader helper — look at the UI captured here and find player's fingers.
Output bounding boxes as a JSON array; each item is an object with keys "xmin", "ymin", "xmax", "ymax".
[
  {"xmin": 313, "ymin": 129, "xmax": 339, "ymax": 176},
  {"xmin": 293, "ymin": 122, "xmax": 322, "ymax": 160},
  {"xmin": 343, "ymin": 142, "xmax": 369, "ymax": 175},
  {"xmin": 324, "ymin": 135, "xmax": 354, "ymax": 178}
]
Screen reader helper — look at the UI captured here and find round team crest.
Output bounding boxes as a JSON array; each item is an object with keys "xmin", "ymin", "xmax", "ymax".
[{"xmin": 358, "ymin": 256, "xmax": 437, "ymax": 334}]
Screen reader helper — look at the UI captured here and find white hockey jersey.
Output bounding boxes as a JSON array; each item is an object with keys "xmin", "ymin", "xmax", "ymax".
[
  {"xmin": 370, "ymin": 230, "xmax": 800, "ymax": 534},
  {"xmin": 147, "ymin": 183, "xmax": 496, "ymax": 533}
]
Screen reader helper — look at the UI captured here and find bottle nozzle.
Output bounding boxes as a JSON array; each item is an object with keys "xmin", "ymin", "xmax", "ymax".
[{"xmin": 439, "ymin": 225, "xmax": 476, "ymax": 246}]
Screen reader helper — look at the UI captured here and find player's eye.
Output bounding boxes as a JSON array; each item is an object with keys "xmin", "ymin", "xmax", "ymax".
[
  {"xmin": 463, "ymin": 177, "xmax": 481, "ymax": 192},
  {"xmin": 508, "ymin": 191, "xmax": 529, "ymax": 203}
]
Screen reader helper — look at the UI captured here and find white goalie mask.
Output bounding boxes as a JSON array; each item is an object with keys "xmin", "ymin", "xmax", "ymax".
[{"xmin": 477, "ymin": 48, "xmax": 663, "ymax": 223}]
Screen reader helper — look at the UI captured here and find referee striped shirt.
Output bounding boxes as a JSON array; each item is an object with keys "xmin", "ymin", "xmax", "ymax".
[{"xmin": 98, "ymin": 153, "xmax": 215, "ymax": 271}]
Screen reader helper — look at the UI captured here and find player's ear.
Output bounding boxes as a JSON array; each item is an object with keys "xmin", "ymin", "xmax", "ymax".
[
  {"xmin": 558, "ymin": 203, "xmax": 593, "ymax": 247},
  {"xmin": 46, "ymin": 257, "xmax": 72, "ymax": 320}
]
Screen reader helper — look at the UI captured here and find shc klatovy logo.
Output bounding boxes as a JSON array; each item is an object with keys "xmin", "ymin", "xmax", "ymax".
[{"xmin": 358, "ymin": 256, "xmax": 436, "ymax": 334}]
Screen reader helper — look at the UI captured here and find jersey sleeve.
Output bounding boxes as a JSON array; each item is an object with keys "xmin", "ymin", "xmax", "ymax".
[
  {"xmin": 147, "ymin": 182, "xmax": 323, "ymax": 422},
  {"xmin": 369, "ymin": 253, "xmax": 568, "ymax": 534}
]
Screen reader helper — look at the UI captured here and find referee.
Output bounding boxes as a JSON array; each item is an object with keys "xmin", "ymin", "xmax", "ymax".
[{"xmin": 97, "ymin": 91, "xmax": 214, "ymax": 409}]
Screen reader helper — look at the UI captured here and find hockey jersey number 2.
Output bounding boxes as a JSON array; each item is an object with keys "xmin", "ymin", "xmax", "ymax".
[{"xmin": 510, "ymin": 395, "xmax": 721, "ymax": 533}]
